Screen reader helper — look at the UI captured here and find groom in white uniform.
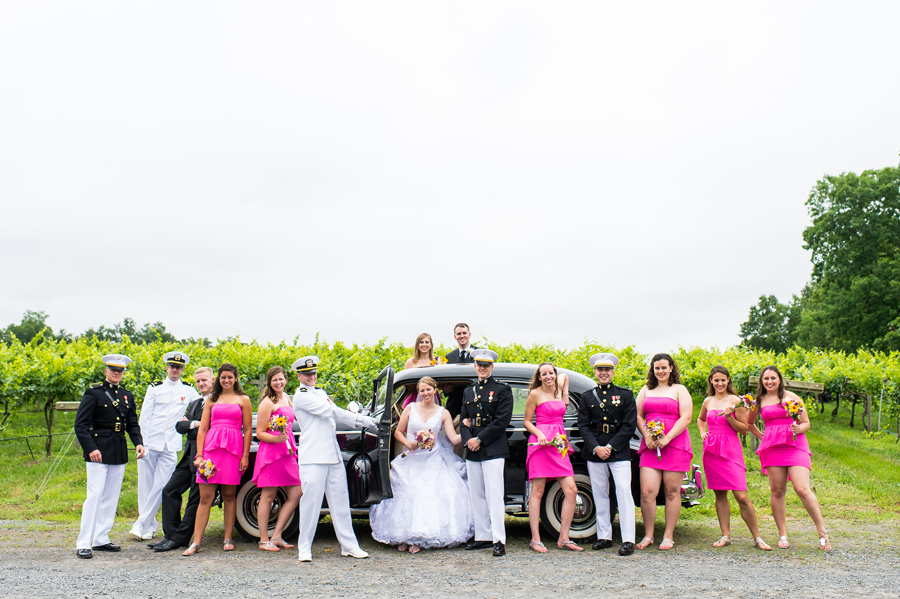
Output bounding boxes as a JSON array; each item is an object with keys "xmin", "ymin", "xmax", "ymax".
[{"xmin": 293, "ymin": 355, "xmax": 378, "ymax": 562}]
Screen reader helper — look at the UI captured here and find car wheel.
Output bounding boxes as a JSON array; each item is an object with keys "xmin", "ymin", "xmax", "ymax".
[
  {"xmin": 234, "ymin": 480, "xmax": 299, "ymax": 541},
  {"xmin": 539, "ymin": 472, "xmax": 595, "ymax": 540}
]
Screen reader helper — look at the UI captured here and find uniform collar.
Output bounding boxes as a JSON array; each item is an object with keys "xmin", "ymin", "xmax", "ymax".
[
  {"xmin": 478, "ymin": 375, "xmax": 494, "ymax": 385},
  {"xmin": 103, "ymin": 380, "xmax": 118, "ymax": 390},
  {"xmin": 298, "ymin": 382, "xmax": 316, "ymax": 391},
  {"xmin": 163, "ymin": 377, "xmax": 178, "ymax": 387},
  {"xmin": 598, "ymin": 383, "xmax": 613, "ymax": 391}
]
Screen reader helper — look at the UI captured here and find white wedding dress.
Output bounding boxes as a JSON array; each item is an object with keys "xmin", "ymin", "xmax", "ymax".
[{"xmin": 370, "ymin": 405, "xmax": 474, "ymax": 548}]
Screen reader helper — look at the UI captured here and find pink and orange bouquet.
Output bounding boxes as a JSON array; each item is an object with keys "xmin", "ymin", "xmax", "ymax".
[
  {"xmin": 402, "ymin": 428, "xmax": 437, "ymax": 457},
  {"xmin": 785, "ymin": 398, "xmax": 806, "ymax": 439},
  {"xmin": 197, "ymin": 458, "xmax": 217, "ymax": 482},
  {"xmin": 268, "ymin": 413, "xmax": 293, "ymax": 456},
  {"xmin": 645, "ymin": 419, "xmax": 666, "ymax": 460},
  {"xmin": 528, "ymin": 433, "xmax": 572, "ymax": 459}
]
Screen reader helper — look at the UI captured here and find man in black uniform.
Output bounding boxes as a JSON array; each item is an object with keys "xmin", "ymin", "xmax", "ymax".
[
  {"xmin": 459, "ymin": 349, "xmax": 513, "ymax": 556},
  {"xmin": 151, "ymin": 366, "xmax": 214, "ymax": 552},
  {"xmin": 577, "ymin": 352, "xmax": 637, "ymax": 555},
  {"xmin": 74, "ymin": 354, "xmax": 144, "ymax": 559}
]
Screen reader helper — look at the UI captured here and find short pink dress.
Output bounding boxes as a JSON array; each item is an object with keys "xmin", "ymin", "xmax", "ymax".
[
  {"xmin": 638, "ymin": 396, "xmax": 692, "ymax": 471},
  {"xmin": 756, "ymin": 403, "xmax": 811, "ymax": 474},
  {"xmin": 252, "ymin": 406, "xmax": 301, "ymax": 488},
  {"xmin": 703, "ymin": 409, "xmax": 747, "ymax": 491},
  {"xmin": 197, "ymin": 402, "xmax": 244, "ymax": 486},
  {"xmin": 526, "ymin": 400, "xmax": 574, "ymax": 479}
]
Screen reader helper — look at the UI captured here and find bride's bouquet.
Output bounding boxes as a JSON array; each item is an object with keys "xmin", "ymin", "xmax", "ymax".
[
  {"xmin": 401, "ymin": 428, "xmax": 436, "ymax": 457},
  {"xmin": 268, "ymin": 413, "xmax": 294, "ymax": 456}
]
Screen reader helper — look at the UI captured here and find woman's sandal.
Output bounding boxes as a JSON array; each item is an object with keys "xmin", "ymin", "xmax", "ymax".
[
  {"xmin": 659, "ymin": 538, "xmax": 675, "ymax": 550},
  {"xmin": 818, "ymin": 536, "xmax": 832, "ymax": 551},
  {"xmin": 182, "ymin": 543, "xmax": 201, "ymax": 556},
  {"xmin": 258, "ymin": 541, "xmax": 280, "ymax": 552},
  {"xmin": 712, "ymin": 535, "xmax": 732, "ymax": 548},
  {"xmin": 408, "ymin": 545, "xmax": 421, "ymax": 554},
  {"xmin": 223, "ymin": 539, "xmax": 235, "ymax": 552},
  {"xmin": 635, "ymin": 537, "xmax": 654, "ymax": 550},
  {"xmin": 529, "ymin": 540, "xmax": 548, "ymax": 554},
  {"xmin": 754, "ymin": 537, "xmax": 772, "ymax": 551},
  {"xmin": 777, "ymin": 536, "xmax": 790, "ymax": 549},
  {"xmin": 557, "ymin": 540, "xmax": 584, "ymax": 552},
  {"xmin": 271, "ymin": 538, "xmax": 294, "ymax": 549},
  {"xmin": 397, "ymin": 543, "xmax": 408, "ymax": 552}
]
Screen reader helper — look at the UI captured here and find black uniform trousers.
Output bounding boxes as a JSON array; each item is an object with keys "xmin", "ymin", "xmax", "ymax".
[{"xmin": 161, "ymin": 452, "xmax": 201, "ymax": 546}]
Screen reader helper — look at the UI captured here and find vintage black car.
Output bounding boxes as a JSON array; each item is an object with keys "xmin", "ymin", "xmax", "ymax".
[{"xmin": 233, "ymin": 363, "xmax": 704, "ymax": 541}]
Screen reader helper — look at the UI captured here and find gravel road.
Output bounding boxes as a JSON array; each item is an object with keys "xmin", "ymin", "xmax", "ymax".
[{"xmin": 1, "ymin": 518, "xmax": 897, "ymax": 598}]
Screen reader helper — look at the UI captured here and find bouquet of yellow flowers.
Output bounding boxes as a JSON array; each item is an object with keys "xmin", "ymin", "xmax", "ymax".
[
  {"xmin": 430, "ymin": 356, "xmax": 448, "ymax": 366},
  {"xmin": 720, "ymin": 393, "xmax": 756, "ymax": 418},
  {"xmin": 268, "ymin": 413, "xmax": 293, "ymax": 456},
  {"xmin": 785, "ymin": 398, "xmax": 806, "ymax": 440},
  {"xmin": 402, "ymin": 428, "xmax": 437, "ymax": 457},
  {"xmin": 197, "ymin": 458, "xmax": 217, "ymax": 482},
  {"xmin": 528, "ymin": 433, "xmax": 572, "ymax": 459},
  {"xmin": 645, "ymin": 419, "xmax": 666, "ymax": 460}
]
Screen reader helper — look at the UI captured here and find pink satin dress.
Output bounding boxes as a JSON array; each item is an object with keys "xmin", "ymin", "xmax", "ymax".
[
  {"xmin": 703, "ymin": 409, "xmax": 747, "ymax": 490},
  {"xmin": 756, "ymin": 403, "xmax": 811, "ymax": 475},
  {"xmin": 197, "ymin": 402, "xmax": 244, "ymax": 485},
  {"xmin": 526, "ymin": 400, "xmax": 574, "ymax": 479},
  {"xmin": 252, "ymin": 406, "xmax": 301, "ymax": 488},
  {"xmin": 638, "ymin": 396, "xmax": 693, "ymax": 471}
]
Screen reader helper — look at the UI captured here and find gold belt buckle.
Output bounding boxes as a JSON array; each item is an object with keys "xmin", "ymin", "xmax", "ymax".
[
  {"xmin": 602, "ymin": 424, "xmax": 610, "ymax": 434},
  {"xmin": 115, "ymin": 422, "xmax": 122, "ymax": 432},
  {"xmin": 475, "ymin": 416, "xmax": 482, "ymax": 427}
]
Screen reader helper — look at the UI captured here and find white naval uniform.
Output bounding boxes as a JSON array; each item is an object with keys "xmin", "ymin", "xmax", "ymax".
[
  {"xmin": 132, "ymin": 378, "xmax": 198, "ymax": 537},
  {"xmin": 587, "ymin": 460, "xmax": 636, "ymax": 543},
  {"xmin": 77, "ymin": 463, "xmax": 126, "ymax": 550},
  {"xmin": 293, "ymin": 383, "xmax": 377, "ymax": 559}
]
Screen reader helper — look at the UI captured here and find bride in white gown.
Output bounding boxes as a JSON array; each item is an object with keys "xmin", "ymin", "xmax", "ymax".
[{"xmin": 370, "ymin": 377, "xmax": 474, "ymax": 553}]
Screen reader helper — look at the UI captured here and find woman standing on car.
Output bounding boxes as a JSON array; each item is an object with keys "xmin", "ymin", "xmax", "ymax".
[
  {"xmin": 404, "ymin": 333, "xmax": 436, "ymax": 369},
  {"xmin": 183, "ymin": 363, "xmax": 252, "ymax": 556},
  {"xmin": 748, "ymin": 366, "xmax": 830, "ymax": 551},
  {"xmin": 251, "ymin": 366, "xmax": 302, "ymax": 552},
  {"xmin": 697, "ymin": 365, "xmax": 770, "ymax": 550},
  {"xmin": 635, "ymin": 353, "xmax": 693, "ymax": 551},
  {"xmin": 523, "ymin": 362, "xmax": 582, "ymax": 552}
]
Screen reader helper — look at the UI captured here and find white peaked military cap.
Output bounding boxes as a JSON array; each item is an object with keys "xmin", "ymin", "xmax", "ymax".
[
  {"xmin": 589, "ymin": 353, "xmax": 619, "ymax": 368},
  {"xmin": 471, "ymin": 349, "xmax": 499, "ymax": 363},
  {"xmin": 292, "ymin": 356, "xmax": 319, "ymax": 373},
  {"xmin": 102, "ymin": 354, "xmax": 132, "ymax": 370},
  {"xmin": 163, "ymin": 351, "xmax": 189, "ymax": 366}
]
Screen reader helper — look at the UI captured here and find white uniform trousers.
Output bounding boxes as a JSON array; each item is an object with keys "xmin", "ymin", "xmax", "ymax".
[
  {"xmin": 466, "ymin": 458, "xmax": 506, "ymax": 544},
  {"xmin": 587, "ymin": 460, "xmax": 635, "ymax": 543},
  {"xmin": 76, "ymin": 463, "xmax": 126, "ymax": 550},
  {"xmin": 133, "ymin": 448, "xmax": 177, "ymax": 535},
  {"xmin": 296, "ymin": 463, "xmax": 362, "ymax": 556}
]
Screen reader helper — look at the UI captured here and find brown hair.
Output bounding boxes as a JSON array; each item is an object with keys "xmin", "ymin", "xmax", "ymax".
[
  {"xmin": 646, "ymin": 353, "xmax": 682, "ymax": 390},
  {"xmin": 756, "ymin": 365, "xmax": 785, "ymax": 401},
  {"xmin": 417, "ymin": 376, "xmax": 441, "ymax": 403},
  {"xmin": 706, "ymin": 365, "xmax": 737, "ymax": 396},
  {"xmin": 413, "ymin": 333, "xmax": 435, "ymax": 363},
  {"xmin": 529, "ymin": 362, "xmax": 559, "ymax": 396},
  {"xmin": 453, "ymin": 323, "xmax": 470, "ymax": 333},
  {"xmin": 261, "ymin": 366, "xmax": 288, "ymax": 402},
  {"xmin": 209, "ymin": 363, "xmax": 244, "ymax": 403}
]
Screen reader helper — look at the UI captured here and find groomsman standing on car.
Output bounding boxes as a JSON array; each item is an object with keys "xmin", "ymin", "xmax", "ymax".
[
  {"xmin": 444, "ymin": 323, "xmax": 478, "ymax": 417},
  {"xmin": 292, "ymin": 356, "xmax": 378, "ymax": 562},
  {"xmin": 460, "ymin": 349, "xmax": 514, "ymax": 556},
  {"xmin": 130, "ymin": 351, "xmax": 200, "ymax": 540},
  {"xmin": 74, "ymin": 354, "xmax": 145, "ymax": 559},
  {"xmin": 577, "ymin": 352, "xmax": 637, "ymax": 556},
  {"xmin": 150, "ymin": 366, "xmax": 214, "ymax": 552}
]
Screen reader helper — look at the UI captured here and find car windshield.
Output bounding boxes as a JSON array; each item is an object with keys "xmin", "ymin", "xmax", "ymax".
[{"xmin": 390, "ymin": 378, "xmax": 577, "ymax": 417}]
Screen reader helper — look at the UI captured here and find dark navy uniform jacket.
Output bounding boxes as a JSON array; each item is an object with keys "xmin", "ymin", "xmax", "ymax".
[
  {"xmin": 174, "ymin": 397, "xmax": 205, "ymax": 467},
  {"xmin": 460, "ymin": 376, "xmax": 513, "ymax": 462},
  {"xmin": 74, "ymin": 380, "xmax": 143, "ymax": 465},
  {"xmin": 577, "ymin": 383, "xmax": 636, "ymax": 463}
]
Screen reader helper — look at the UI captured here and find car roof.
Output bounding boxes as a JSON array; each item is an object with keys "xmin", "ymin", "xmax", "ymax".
[{"xmin": 393, "ymin": 363, "xmax": 596, "ymax": 392}]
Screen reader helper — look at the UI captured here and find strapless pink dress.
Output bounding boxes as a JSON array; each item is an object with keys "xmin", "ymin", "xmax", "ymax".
[
  {"xmin": 252, "ymin": 406, "xmax": 301, "ymax": 488},
  {"xmin": 756, "ymin": 403, "xmax": 811, "ymax": 474},
  {"xmin": 703, "ymin": 409, "xmax": 747, "ymax": 490},
  {"xmin": 638, "ymin": 396, "xmax": 692, "ymax": 471},
  {"xmin": 197, "ymin": 402, "xmax": 244, "ymax": 485},
  {"xmin": 526, "ymin": 400, "xmax": 574, "ymax": 479}
]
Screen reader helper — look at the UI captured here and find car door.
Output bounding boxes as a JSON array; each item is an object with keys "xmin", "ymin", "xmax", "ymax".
[{"xmin": 373, "ymin": 365, "xmax": 395, "ymax": 500}]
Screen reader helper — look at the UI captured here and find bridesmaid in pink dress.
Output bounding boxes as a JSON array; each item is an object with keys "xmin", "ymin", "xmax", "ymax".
[
  {"xmin": 523, "ymin": 362, "xmax": 582, "ymax": 553},
  {"xmin": 183, "ymin": 363, "xmax": 252, "ymax": 556},
  {"xmin": 697, "ymin": 366, "xmax": 770, "ymax": 550},
  {"xmin": 748, "ymin": 366, "xmax": 830, "ymax": 551},
  {"xmin": 635, "ymin": 353, "xmax": 693, "ymax": 551},
  {"xmin": 252, "ymin": 366, "xmax": 302, "ymax": 551}
]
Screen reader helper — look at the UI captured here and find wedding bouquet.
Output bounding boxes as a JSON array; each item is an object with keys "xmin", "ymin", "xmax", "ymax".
[
  {"xmin": 268, "ymin": 413, "xmax": 293, "ymax": 456},
  {"xmin": 430, "ymin": 356, "xmax": 448, "ymax": 366},
  {"xmin": 528, "ymin": 433, "xmax": 572, "ymax": 459},
  {"xmin": 197, "ymin": 458, "xmax": 217, "ymax": 482},
  {"xmin": 645, "ymin": 419, "xmax": 666, "ymax": 460},
  {"xmin": 401, "ymin": 428, "xmax": 436, "ymax": 457},
  {"xmin": 720, "ymin": 393, "xmax": 756, "ymax": 417},
  {"xmin": 785, "ymin": 398, "xmax": 806, "ymax": 440}
]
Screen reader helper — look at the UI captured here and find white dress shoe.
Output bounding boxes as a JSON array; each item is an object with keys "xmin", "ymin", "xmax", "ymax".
[
  {"xmin": 341, "ymin": 548, "xmax": 369, "ymax": 559},
  {"xmin": 298, "ymin": 553, "xmax": 312, "ymax": 562}
]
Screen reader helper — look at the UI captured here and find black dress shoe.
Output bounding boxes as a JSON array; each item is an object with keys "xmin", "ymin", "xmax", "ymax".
[
  {"xmin": 592, "ymin": 539, "xmax": 613, "ymax": 550},
  {"xmin": 492, "ymin": 542, "xmax": 506, "ymax": 556},
  {"xmin": 76, "ymin": 549, "xmax": 92, "ymax": 559},
  {"xmin": 92, "ymin": 543, "xmax": 121, "ymax": 552},
  {"xmin": 147, "ymin": 539, "xmax": 166, "ymax": 549},
  {"xmin": 465, "ymin": 540, "xmax": 493, "ymax": 550},
  {"xmin": 153, "ymin": 539, "xmax": 183, "ymax": 552},
  {"xmin": 618, "ymin": 542, "xmax": 635, "ymax": 556}
]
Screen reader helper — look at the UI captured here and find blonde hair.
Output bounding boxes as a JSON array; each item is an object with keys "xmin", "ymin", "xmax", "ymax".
[{"xmin": 193, "ymin": 366, "xmax": 214, "ymax": 378}]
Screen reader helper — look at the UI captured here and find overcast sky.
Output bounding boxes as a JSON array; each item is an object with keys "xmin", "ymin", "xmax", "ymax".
[{"xmin": 1, "ymin": 1, "xmax": 898, "ymax": 355}]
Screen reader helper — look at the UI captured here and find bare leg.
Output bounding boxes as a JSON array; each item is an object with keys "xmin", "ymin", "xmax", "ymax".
[
  {"xmin": 787, "ymin": 466, "xmax": 829, "ymax": 541},
  {"xmin": 639, "ymin": 467, "xmax": 662, "ymax": 543},
  {"xmin": 272, "ymin": 485, "xmax": 303, "ymax": 540},
  {"xmin": 191, "ymin": 484, "xmax": 217, "ymax": 547},
  {"xmin": 767, "ymin": 466, "xmax": 789, "ymax": 539},
  {"xmin": 527, "ymin": 478, "xmax": 546, "ymax": 544},
  {"xmin": 713, "ymin": 489, "xmax": 731, "ymax": 537},
  {"xmin": 733, "ymin": 490, "xmax": 762, "ymax": 538},
  {"xmin": 557, "ymin": 477, "xmax": 578, "ymax": 543},
  {"xmin": 661, "ymin": 470, "xmax": 683, "ymax": 542},
  {"xmin": 257, "ymin": 487, "xmax": 278, "ymax": 543},
  {"xmin": 221, "ymin": 484, "xmax": 237, "ymax": 541}
]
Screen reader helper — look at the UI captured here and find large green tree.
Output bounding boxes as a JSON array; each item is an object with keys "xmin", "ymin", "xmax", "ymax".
[
  {"xmin": 0, "ymin": 311, "xmax": 69, "ymax": 344},
  {"xmin": 740, "ymin": 294, "xmax": 801, "ymax": 352}
]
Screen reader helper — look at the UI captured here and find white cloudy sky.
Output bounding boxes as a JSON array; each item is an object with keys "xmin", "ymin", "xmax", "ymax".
[{"xmin": 1, "ymin": 1, "xmax": 898, "ymax": 354}]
